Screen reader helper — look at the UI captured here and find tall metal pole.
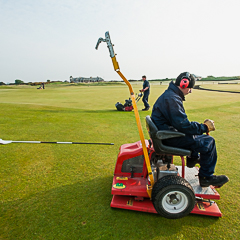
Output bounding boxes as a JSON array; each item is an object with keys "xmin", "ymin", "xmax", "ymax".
[
  {"xmin": 96, "ymin": 32, "xmax": 154, "ymax": 197},
  {"xmin": 0, "ymin": 139, "xmax": 114, "ymax": 145}
]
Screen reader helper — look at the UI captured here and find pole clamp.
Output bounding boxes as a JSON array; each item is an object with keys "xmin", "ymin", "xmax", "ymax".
[{"xmin": 95, "ymin": 31, "xmax": 115, "ymax": 58}]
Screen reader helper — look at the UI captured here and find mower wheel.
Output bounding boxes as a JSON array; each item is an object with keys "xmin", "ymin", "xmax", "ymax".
[{"xmin": 152, "ymin": 175, "xmax": 195, "ymax": 219}]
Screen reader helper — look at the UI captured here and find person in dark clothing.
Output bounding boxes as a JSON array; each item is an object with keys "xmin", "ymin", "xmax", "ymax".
[
  {"xmin": 151, "ymin": 72, "xmax": 229, "ymax": 188},
  {"xmin": 140, "ymin": 75, "xmax": 150, "ymax": 111}
]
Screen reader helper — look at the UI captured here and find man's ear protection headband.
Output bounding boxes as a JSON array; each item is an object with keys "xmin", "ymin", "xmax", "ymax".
[{"xmin": 180, "ymin": 72, "xmax": 191, "ymax": 89}]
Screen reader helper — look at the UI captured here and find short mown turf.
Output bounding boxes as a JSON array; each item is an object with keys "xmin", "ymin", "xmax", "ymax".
[{"xmin": 0, "ymin": 83, "xmax": 240, "ymax": 240}]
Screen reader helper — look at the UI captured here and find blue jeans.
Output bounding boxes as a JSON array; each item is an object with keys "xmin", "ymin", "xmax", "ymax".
[
  {"xmin": 142, "ymin": 92, "xmax": 150, "ymax": 108},
  {"xmin": 163, "ymin": 134, "xmax": 217, "ymax": 177}
]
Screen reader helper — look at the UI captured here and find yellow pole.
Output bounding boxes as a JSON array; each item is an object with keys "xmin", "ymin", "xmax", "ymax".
[
  {"xmin": 112, "ymin": 58, "xmax": 154, "ymax": 198},
  {"xmin": 96, "ymin": 32, "xmax": 154, "ymax": 197}
]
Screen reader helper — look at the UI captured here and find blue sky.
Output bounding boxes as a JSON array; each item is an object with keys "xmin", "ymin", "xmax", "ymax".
[{"xmin": 0, "ymin": 0, "xmax": 240, "ymax": 83}]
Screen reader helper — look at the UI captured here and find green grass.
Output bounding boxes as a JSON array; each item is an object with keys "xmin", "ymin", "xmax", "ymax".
[{"xmin": 0, "ymin": 83, "xmax": 240, "ymax": 240}]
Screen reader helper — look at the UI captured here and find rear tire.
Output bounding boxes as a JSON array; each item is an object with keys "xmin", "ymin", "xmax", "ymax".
[{"xmin": 152, "ymin": 175, "xmax": 195, "ymax": 219}]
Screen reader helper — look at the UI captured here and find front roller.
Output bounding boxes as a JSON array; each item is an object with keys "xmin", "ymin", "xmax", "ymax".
[{"xmin": 152, "ymin": 175, "xmax": 195, "ymax": 219}]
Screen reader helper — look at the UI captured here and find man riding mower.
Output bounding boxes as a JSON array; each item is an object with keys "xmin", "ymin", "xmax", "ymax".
[
  {"xmin": 151, "ymin": 72, "xmax": 229, "ymax": 188},
  {"xmin": 96, "ymin": 31, "xmax": 228, "ymax": 219}
]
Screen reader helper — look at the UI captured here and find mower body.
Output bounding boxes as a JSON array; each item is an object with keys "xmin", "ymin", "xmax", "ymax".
[
  {"xmin": 115, "ymin": 98, "xmax": 134, "ymax": 111},
  {"xmin": 111, "ymin": 140, "xmax": 222, "ymax": 218}
]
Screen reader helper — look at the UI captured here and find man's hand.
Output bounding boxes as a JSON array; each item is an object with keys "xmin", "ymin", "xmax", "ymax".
[
  {"xmin": 139, "ymin": 89, "xmax": 144, "ymax": 92},
  {"xmin": 204, "ymin": 119, "xmax": 215, "ymax": 132}
]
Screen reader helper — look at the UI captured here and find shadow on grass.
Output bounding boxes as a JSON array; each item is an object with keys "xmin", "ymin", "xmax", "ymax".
[
  {"xmin": 1, "ymin": 175, "xmax": 219, "ymax": 240},
  {"xmin": 79, "ymin": 109, "xmax": 120, "ymax": 113}
]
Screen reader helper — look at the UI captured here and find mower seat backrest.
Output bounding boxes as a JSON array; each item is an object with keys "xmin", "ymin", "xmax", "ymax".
[{"xmin": 145, "ymin": 115, "xmax": 191, "ymax": 156}]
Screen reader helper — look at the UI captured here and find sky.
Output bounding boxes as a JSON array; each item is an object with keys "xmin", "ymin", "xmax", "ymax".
[{"xmin": 0, "ymin": 0, "xmax": 240, "ymax": 83}]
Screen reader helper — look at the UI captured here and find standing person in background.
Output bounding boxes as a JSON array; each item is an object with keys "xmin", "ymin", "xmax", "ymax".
[{"xmin": 140, "ymin": 75, "xmax": 150, "ymax": 111}]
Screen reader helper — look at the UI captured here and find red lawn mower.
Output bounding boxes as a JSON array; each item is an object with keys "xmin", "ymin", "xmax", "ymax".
[
  {"xmin": 115, "ymin": 93, "xmax": 143, "ymax": 111},
  {"xmin": 96, "ymin": 32, "xmax": 223, "ymax": 219}
]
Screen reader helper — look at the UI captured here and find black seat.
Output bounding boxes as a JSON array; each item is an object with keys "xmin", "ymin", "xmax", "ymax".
[{"xmin": 145, "ymin": 115, "xmax": 191, "ymax": 156}]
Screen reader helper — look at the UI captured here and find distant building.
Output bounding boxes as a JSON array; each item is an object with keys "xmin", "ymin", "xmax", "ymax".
[
  {"xmin": 70, "ymin": 76, "xmax": 104, "ymax": 83},
  {"xmin": 192, "ymin": 74, "xmax": 202, "ymax": 81}
]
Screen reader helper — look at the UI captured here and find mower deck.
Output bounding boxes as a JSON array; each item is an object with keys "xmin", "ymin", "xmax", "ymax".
[{"xmin": 111, "ymin": 166, "xmax": 222, "ymax": 217}]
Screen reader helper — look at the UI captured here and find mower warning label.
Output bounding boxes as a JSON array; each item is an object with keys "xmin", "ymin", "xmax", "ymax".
[
  {"xmin": 116, "ymin": 177, "xmax": 128, "ymax": 180},
  {"xmin": 113, "ymin": 183, "xmax": 126, "ymax": 189},
  {"xmin": 197, "ymin": 203, "xmax": 206, "ymax": 211}
]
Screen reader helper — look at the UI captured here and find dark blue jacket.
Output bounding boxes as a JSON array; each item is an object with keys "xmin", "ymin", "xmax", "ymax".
[
  {"xmin": 151, "ymin": 81, "xmax": 207, "ymax": 135},
  {"xmin": 143, "ymin": 80, "xmax": 150, "ymax": 94}
]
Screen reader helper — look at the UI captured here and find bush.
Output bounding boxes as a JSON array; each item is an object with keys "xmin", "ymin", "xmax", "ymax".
[{"xmin": 15, "ymin": 79, "xmax": 24, "ymax": 85}]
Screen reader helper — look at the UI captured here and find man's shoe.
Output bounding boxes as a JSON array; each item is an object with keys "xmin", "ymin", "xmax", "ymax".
[
  {"xmin": 199, "ymin": 175, "xmax": 229, "ymax": 188},
  {"xmin": 142, "ymin": 106, "xmax": 150, "ymax": 111},
  {"xmin": 186, "ymin": 156, "xmax": 200, "ymax": 168}
]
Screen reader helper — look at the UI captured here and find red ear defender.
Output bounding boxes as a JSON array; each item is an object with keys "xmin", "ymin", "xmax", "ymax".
[{"xmin": 180, "ymin": 78, "xmax": 189, "ymax": 89}]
